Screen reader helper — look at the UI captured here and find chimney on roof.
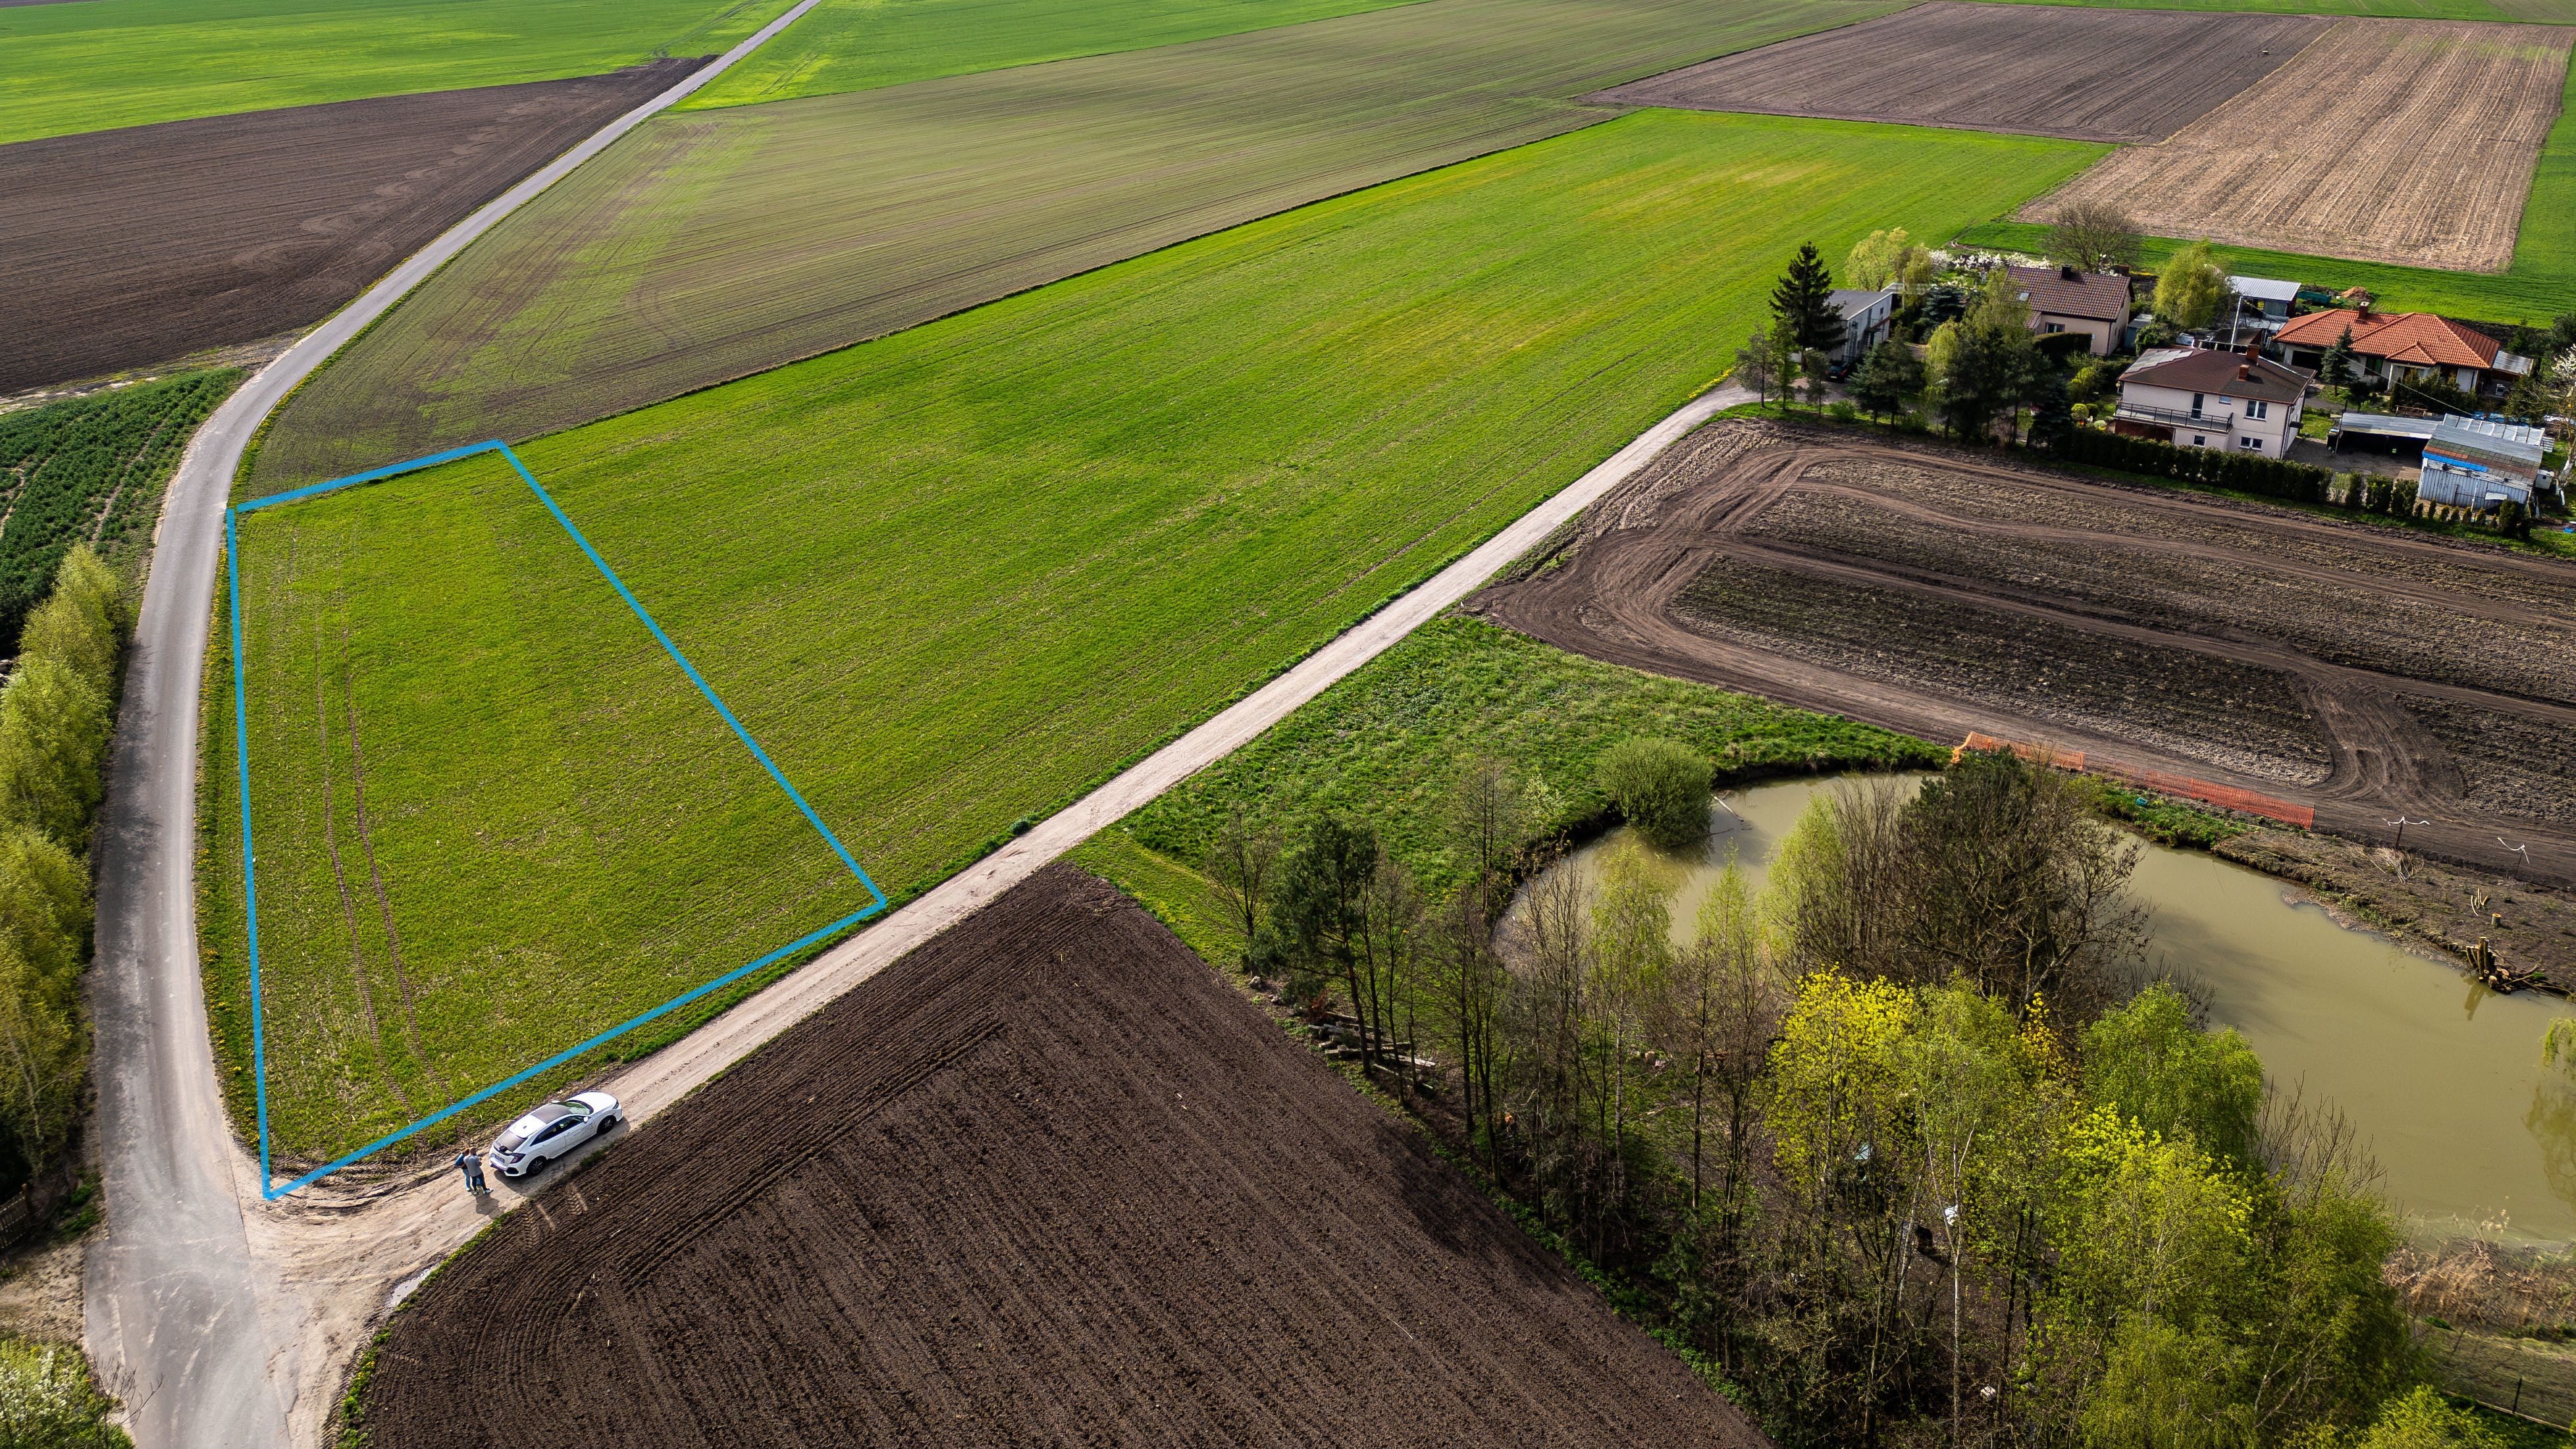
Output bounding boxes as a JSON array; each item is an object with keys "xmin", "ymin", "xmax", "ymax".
[
  {"xmin": 2060, "ymin": 265, "xmax": 2079, "ymax": 281},
  {"xmin": 2237, "ymin": 363, "xmax": 2251, "ymax": 380}
]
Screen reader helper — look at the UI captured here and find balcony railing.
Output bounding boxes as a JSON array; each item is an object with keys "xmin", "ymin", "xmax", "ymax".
[{"xmin": 2114, "ymin": 400, "xmax": 2238, "ymax": 430}]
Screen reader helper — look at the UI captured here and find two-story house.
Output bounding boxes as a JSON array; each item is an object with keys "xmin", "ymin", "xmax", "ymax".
[
  {"xmin": 1826, "ymin": 286, "xmax": 1898, "ymax": 371},
  {"xmin": 2111, "ymin": 343, "xmax": 2313, "ymax": 456}
]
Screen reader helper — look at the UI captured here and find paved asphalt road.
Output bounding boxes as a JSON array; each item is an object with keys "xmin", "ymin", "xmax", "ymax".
[{"xmin": 80, "ymin": 6, "xmax": 824, "ymax": 1444}]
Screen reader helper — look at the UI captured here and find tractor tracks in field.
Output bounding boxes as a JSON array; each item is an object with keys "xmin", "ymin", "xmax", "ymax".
[{"xmin": 1470, "ymin": 421, "xmax": 2576, "ymax": 887}]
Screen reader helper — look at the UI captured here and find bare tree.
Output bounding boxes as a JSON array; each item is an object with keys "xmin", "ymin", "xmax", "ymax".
[
  {"xmin": 1502, "ymin": 856, "xmax": 1591, "ymax": 1231},
  {"xmin": 1203, "ymin": 805, "xmax": 1280, "ymax": 963},
  {"xmin": 2045, "ymin": 200, "xmax": 2142, "ymax": 273}
]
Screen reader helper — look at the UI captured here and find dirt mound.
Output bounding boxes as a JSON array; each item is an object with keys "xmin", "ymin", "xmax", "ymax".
[
  {"xmin": 0, "ymin": 59, "xmax": 702, "ymax": 393},
  {"xmin": 1468, "ymin": 421, "xmax": 2576, "ymax": 887},
  {"xmin": 360, "ymin": 864, "xmax": 1765, "ymax": 1448},
  {"xmin": 1590, "ymin": 1, "xmax": 2330, "ymax": 144}
]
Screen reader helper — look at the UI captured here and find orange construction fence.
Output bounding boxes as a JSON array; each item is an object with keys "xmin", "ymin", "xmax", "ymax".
[{"xmin": 1956, "ymin": 733, "xmax": 2315, "ymax": 830}]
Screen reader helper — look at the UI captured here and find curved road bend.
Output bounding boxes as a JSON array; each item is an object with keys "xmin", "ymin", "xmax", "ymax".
[{"xmin": 82, "ymin": 5, "xmax": 826, "ymax": 1444}]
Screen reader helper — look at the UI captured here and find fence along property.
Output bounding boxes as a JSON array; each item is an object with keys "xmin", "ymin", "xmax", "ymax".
[{"xmin": 1957, "ymin": 733, "xmax": 2317, "ymax": 829}]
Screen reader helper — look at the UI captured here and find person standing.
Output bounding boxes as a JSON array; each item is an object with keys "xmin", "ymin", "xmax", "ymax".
[{"xmin": 455, "ymin": 1150, "xmax": 486, "ymax": 1195}]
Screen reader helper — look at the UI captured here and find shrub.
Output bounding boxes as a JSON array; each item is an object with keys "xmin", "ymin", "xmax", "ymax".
[
  {"xmin": 0, "ymin": 1336, "xmax": 128, "ymax": 1448},
  {"xmin": 1595, "ymin": 737, "xmax": 1713, "ymax": 851}
]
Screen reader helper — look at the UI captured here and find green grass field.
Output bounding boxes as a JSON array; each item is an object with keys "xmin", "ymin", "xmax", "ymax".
[
  {"xmin": 1080, "ymin": 616, "xmax": 1939, "ymax": 926},
  {"xmin": 1968, "ymin": 60, "xmax": 2576, "ymax": 326},
  {"xmin": 210, "ymin": 109, "xmax": 2099, "ymax": 1159},
  {"xmin": 215, "ymin": 452, "xmax": 878, "ymax": 1159},
  {"xmin": 242, "ymin": 0, "xmax": 1908, "ymax": 494},
  {"xmin": 680, "ymin": 0, "xmax": 1423, "ymax": 109},
  {"xmin": 0, "ymin": 0, "xmax": 796, "ymax": 146}
]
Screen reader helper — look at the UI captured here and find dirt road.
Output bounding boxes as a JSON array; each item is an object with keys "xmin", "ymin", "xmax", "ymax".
[
  {"xmin": 1471, "ymin": 419, "xmax": 2576, "ymax": 887},
  {"xmin": 82, "ymin": 7, "xmax": 825, "ymax": 1445}
]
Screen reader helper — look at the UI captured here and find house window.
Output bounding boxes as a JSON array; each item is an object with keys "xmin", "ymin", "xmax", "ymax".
[
  {"xmin": 2190, "ymin": 392, "xmax": 2206, "ymax": 419},
  {"xmin": 2045, "ymin": 322, "xmax": 2065, "ymax": 334},
  {"xmin": 2238, "ymin": 437, "xmax": 2261, "ymax": 452},
  {"xmin": 2246, "ymin": 399, "xmax": 2268, "ymax": 420},
  {"xmin": 2192, "ymin": 435, "xmax": 2208, "ymax": 447}
]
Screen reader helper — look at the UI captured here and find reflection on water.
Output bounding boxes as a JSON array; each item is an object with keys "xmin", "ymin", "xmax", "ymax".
[{"xmin": 1542, "ymin": 773, "xmax": 2576, "ymax": 1244}]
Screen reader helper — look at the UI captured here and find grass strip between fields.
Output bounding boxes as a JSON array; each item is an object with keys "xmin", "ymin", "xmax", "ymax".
[{"xmin": 208, "ymin": 109, "xmax": 2099, "ymax": 1159}]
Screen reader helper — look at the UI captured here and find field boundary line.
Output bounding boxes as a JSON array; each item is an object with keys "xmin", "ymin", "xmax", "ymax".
[{"xmin": 227, "ymin": 440, "xmax": 889, "ymax": 1199}]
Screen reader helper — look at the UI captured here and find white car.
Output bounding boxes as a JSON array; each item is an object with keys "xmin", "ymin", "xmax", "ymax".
[{"xmin": 488, "ymin": 1091, "xmax": 619, "ymax": 1178}]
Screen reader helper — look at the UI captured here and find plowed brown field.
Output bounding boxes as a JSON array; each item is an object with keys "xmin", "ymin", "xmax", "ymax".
[
  {"xmin": 1589, "ymin": 1, "xmax": 2329, "ymax": 144},
  {"xmin": 0, "ymin": 59, "xmax": 701, "ymax": 392},
  {"xmin": 2024, "ymin": 18, "xmax": 2573, "ymax": 271},
  {"xmin": 1468, "ymin": 421, "xmax": 2576, "ymax": 887},
  {"xmin": 360, "ymin": 865, "xmax": 1768, "ymax": 1449}
]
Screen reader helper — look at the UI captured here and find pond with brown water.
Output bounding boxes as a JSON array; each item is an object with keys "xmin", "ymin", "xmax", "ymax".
[{"xmin": 1536, "ymin": 774, "xmax": 2576, "ymax": 1244}]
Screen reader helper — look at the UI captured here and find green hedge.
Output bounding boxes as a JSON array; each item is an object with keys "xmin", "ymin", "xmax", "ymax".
[
  {"xmin": 2054, "ymin": 426, "xmax": 2330, "ymax": 504},
  {"xmin": 0, "ymin": 548, "xmax": 127, "ymax": 1189}
]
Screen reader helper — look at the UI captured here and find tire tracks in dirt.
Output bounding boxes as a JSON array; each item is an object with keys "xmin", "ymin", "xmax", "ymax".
[{"xmin": 1471, "ymin": 421, "xmax": 2576, "ymax": 885}]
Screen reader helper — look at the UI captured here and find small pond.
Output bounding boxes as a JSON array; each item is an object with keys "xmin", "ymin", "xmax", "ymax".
[{"xmin": 1535, "ymin": 773, "xmax": 2576, "ymax": 1244}]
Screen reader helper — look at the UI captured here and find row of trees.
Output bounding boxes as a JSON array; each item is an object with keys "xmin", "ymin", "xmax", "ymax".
[
  {"xmin": 1206, "ymin": 747, "xmax": 2452, "ymax": 1445},
  {"xmin": 0, "ymin": 547, "xmax": 126, "ymax": 1188}
]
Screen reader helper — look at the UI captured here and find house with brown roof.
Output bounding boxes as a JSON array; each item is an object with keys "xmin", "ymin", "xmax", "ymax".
[
  {"xmin": 2005, "ymin": 264, "xmax": 2130, "ymax": 356},
  {"xmin": 2269, "ymin": 307, "xmax": 2532, "ymax": 397},
  {"xmin": 2112, "ymin": 342, "xmax": 2313, "ymax": 456}
]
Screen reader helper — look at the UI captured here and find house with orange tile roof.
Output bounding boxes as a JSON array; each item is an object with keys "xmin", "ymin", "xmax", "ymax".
[{"xmin": 2269, "ymin": 307, "xmax": 2532, "ymax": 398}]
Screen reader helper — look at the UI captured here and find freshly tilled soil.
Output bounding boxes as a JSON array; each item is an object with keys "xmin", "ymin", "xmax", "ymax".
[
  {"xmin": 361, "ymin": 864, "xmax": 1768, "ymax": 1448},
  {"xmin": 1589, "ymin": 1, "xmax": 2330, "ymax": 144},
  {"xmin": 0, "ymin": 59, "xmax": 704, "ymax": 393},
  {"xmin": 2024, "ymin": 18, "xmax": 2574, "ymax": 271},
  {"xmin": 1469, "ymin": 421, "xmax": 2576, "ymax": 887}
]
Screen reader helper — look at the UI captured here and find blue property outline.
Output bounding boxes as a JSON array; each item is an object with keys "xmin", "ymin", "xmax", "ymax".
[{"xmin": 227, "ymin": 440, "xmax": 888, "ymax": 1199}]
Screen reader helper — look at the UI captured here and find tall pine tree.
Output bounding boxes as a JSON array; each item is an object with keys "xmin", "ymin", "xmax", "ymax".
[
  {"xmin": 2320, "ymin": 326, "xmax": 2357, "ymax": 391},
  {"xmin": 1771, "ymin": 244, "xmax": 1847, "ymax": 355}
]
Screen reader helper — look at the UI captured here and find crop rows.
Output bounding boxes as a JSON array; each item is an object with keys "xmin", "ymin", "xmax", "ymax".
[
  {"xmin": 2028, "ymin": 18, "xmax": 2576, "ymax": 271},
  {"xmin": 244, "ymin": 0, "xmax": 1911, "ymax": 492},
  {"xmin": 0, "ymin": 371, "xmax": 238, "ymax": 651},
  {"xmin": 1677, "ymin": 551, "xmax": 2335, "ymax": 784},
  {"xmin": 1593, "ymin": 2, "xmax": 2331, "ymax": 144}
]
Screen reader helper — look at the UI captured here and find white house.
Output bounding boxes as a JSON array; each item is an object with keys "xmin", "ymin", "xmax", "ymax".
[
  {"xmin": 2111, "ymin": 344, "xmax": 2313, "ymax": 456},
  {"xmin": 1826, "ymin": 286, "xmax": 1897, "ymax": 369}
]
